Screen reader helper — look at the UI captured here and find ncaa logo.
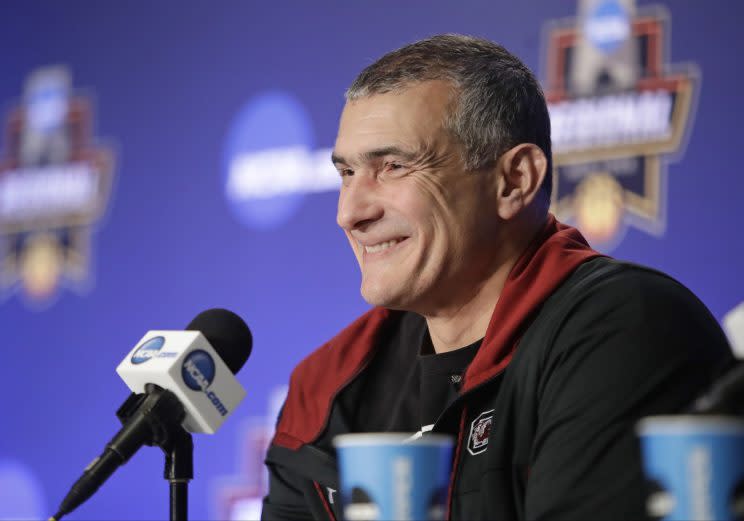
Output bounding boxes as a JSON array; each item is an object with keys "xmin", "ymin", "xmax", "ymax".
[
  {"xmin": 223, "ymin": 91, "xmax": 313, "ymax": 230},
  {"xmin": 584, "ymin": 0, "xmax": 630, "ymax": 54},
  {"xmin": 182, "ymin": 350, "xmax": 216, "ymax": 391},
  {"xmin": 222, "ymin": 91, "xmax": 339, "ymax": 231},
  {"xmin": 131, "ymin": 336, "xmax": 165, "ymax": 364},
  {"xmin": 468, "ymin": 409, "xmax": 494, "ymax": 456},
  {"xmin": 182, "ymin": 350, "xmax": 229, "ymax": 416}
]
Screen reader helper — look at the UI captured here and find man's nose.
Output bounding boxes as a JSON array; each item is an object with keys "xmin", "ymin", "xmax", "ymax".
[{"xmin": 336, "ymin": 175, "xmax": 384, "ymax": 231}]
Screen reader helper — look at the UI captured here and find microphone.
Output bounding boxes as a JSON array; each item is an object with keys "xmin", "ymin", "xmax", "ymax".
[
  {"xmin": 689, "ymin": 363, "xmax": 744, "ymax": 415},
  {"xmin": 688, "ymin": 303, "xmax": 744, "ymax": 415},
  {"xmin": 51, "ymin": 309, "xmax": 252, "ymax": 520}
]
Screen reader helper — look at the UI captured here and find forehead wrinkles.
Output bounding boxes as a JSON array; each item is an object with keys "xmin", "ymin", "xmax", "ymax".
[
  {"xmin": 410, "ymin": 141, "xmax": 454, "ymax": 171},
  {"xmin": 336, "ymin": 123, "xmax": 455, "ymax": 171}
]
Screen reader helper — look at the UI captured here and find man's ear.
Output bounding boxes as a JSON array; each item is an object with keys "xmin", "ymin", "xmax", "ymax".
[{"xmin": 494, "ymin": 143, "xmax": 547, "ymax": 220}]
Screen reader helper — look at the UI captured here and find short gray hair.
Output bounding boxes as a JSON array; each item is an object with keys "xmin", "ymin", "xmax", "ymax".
[{"xmin": 346, "ymin": 34, "xmax": 552, "ymax": 198}]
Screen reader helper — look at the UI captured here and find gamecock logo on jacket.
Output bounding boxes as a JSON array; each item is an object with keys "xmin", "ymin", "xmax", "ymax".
[{"xmin": 468, "ymin": 409, "xmax": 495, "ymax": 456}]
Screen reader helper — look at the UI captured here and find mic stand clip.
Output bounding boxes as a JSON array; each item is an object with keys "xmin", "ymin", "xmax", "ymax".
[{"xmin": 116, "ymin": 384, "xmax": 193, "ymax": 521}]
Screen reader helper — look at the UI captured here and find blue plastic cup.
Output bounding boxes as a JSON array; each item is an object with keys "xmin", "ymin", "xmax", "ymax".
[
  {"xmin": 637, "ymin": 415, "xmax": 744, "ymax": 520},
  {"xmin": 333, "ymin": 433, "xmax": 454, "ymax": 521}
]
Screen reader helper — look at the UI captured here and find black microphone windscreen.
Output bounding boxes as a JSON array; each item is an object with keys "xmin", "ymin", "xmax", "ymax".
[{"xmin": 186, "ymin": 308, "xmax": 252, "ymax": 374}]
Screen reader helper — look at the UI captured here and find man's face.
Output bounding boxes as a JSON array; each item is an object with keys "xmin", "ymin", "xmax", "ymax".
[{"xmin": 333, "ymin": 80, "xmax": 501, "ymax": 313}]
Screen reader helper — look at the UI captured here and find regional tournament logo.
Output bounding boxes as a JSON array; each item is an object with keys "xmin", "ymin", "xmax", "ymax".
[
  {"xmin": 543, "ymin": 0, "xmax": 698, "ymax": 249},
  {"xmin": 0, "ymin": 66, "xmax": 115, "ymax": 306}
]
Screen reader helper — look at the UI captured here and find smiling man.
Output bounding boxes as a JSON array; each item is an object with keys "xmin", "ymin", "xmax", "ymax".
[
  {"xmin": 261, "ymin": 35, "xmax": 733, "ymax": 520},
  {"xmin": 332, "ymin": 79, "xmax": 531, "ymax": 351}
]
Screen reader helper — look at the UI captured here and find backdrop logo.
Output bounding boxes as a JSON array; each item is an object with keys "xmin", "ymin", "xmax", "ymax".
[
  {"xmin": 543, "ymin": 0, "xmax": 698, "ymax": 249},
  {"xmin": 213, "ymin": 386, "xmax": 288, "ymax": 521},
  {"xmin": 131, "ymin": 336, "xmax": 166, "ymax": 364},
  {"xmin": 0, "ymin": 66, "xmax": 115, "ymax": 306},
  {"xmin": 0, "ymin": 460, "xmax": 47, "ymax": 520},
  {"xmin": 222, "ymin": 91, "xmax": 338, "ymax": 230}
]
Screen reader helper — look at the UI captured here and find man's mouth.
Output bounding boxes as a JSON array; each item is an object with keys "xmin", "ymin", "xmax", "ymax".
[{"xmin": 362, "ymin": 238, "xmax": 406, "ymax": 254}]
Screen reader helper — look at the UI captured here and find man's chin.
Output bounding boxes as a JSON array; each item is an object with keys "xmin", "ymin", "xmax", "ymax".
[{"xmin": 360, "ymin": 280, "xmax": 408, "ymax": 310}]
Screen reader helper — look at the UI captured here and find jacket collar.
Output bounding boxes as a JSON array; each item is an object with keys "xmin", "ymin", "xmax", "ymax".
[
  {"xmin": 462, "ymin": 214, "xmax": 602, "ymax": 392},
  {"xmin": 273, "ymin": 215, "xmax": 601, "ymax": 449}
]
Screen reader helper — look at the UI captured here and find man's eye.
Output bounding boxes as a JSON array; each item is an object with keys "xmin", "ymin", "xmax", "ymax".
[
  {"xmin": 338, "ymin": 168, "xmax": 354, "ymax": 177},
  {"xmin": 384, "ymin": 162, "xmax": 406, "ymax": 173}
]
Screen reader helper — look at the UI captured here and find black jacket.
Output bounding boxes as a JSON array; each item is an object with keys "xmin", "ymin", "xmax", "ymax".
[{"xmin": 262, "ymin": 242, "xmax": 733, "ymax": 520}]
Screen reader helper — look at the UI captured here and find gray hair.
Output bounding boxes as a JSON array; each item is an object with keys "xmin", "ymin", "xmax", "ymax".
[{"xmin": 346, "ymin": 34, "xmax": 552, "ymax": 198}]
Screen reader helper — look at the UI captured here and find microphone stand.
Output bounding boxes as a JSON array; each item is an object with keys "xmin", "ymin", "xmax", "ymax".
[
  {"xmin": 115, "ymin": 384, "xmax": 193, "ymax": 521},
  {"xmin": 163, "ymin": 426, "xmax": 193, "ymax": 521}
]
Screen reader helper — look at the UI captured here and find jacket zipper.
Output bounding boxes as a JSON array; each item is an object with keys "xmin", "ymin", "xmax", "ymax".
[
  {"xmin": 436, "ymin": 368, "xmax": 507, "ymax": 521},
  {"xmin": 314, "ymin": 481, "xmax": 337, "ymax": 521},
  {"xmin": 445, "ymin": 406, "xmax": 468, "ymax": 520}
]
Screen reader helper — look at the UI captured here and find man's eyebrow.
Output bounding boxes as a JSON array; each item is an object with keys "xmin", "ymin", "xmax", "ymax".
[
  {"xmin": 331, "ymin": 146, "xmax": 418, "ymax": 166},
  {"xmin": 331, "ymin": 152, "xmax": 347, "ymax": 166}
]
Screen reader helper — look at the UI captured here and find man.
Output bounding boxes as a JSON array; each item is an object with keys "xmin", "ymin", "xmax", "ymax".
[{"xmin": 261, "ymin": 35, "xmax": 733, "ymax": 520}]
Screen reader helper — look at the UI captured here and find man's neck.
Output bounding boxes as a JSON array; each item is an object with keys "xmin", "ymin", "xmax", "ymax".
[
  {"xmin": 423, "ymin": 217, "xmax": 545, "ymax": 354},
  {"xmin": 423, "ymin": 260, "xmax": 513, "ymax": 353}
]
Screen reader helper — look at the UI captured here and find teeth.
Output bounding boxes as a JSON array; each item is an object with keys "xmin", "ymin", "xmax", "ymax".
[{"xmin": 364, "ymin": 239, "xmax": 401, "ymax": 253}]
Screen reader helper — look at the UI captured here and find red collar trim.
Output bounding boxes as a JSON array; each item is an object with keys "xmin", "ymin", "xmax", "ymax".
[
  {"xmin": 273, "ymin": 307, "xmax": 396, "ymax": 450},
  {"xmin": 462, "ymin": 214, "xmax": 602, "ymax": 391}
]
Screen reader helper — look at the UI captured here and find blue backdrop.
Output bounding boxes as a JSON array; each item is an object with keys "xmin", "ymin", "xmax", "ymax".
[{"xmin": 1, "ymin": 1, "xmax": 742, "ymax": 520}]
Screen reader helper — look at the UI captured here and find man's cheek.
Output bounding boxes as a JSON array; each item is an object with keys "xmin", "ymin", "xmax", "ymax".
[
  {"xmin": 352, "ymin": 244, "xmax": 364, "ymax": 268},
  {"xmin": 344, "ymin": 234, "xmax": 361, "ymax": 264}
]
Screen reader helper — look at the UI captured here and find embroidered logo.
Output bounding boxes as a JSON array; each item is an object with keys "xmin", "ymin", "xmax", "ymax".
[{"xmin": 467, "ymin": 409, "xmax": 494, "ymax": 456}]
